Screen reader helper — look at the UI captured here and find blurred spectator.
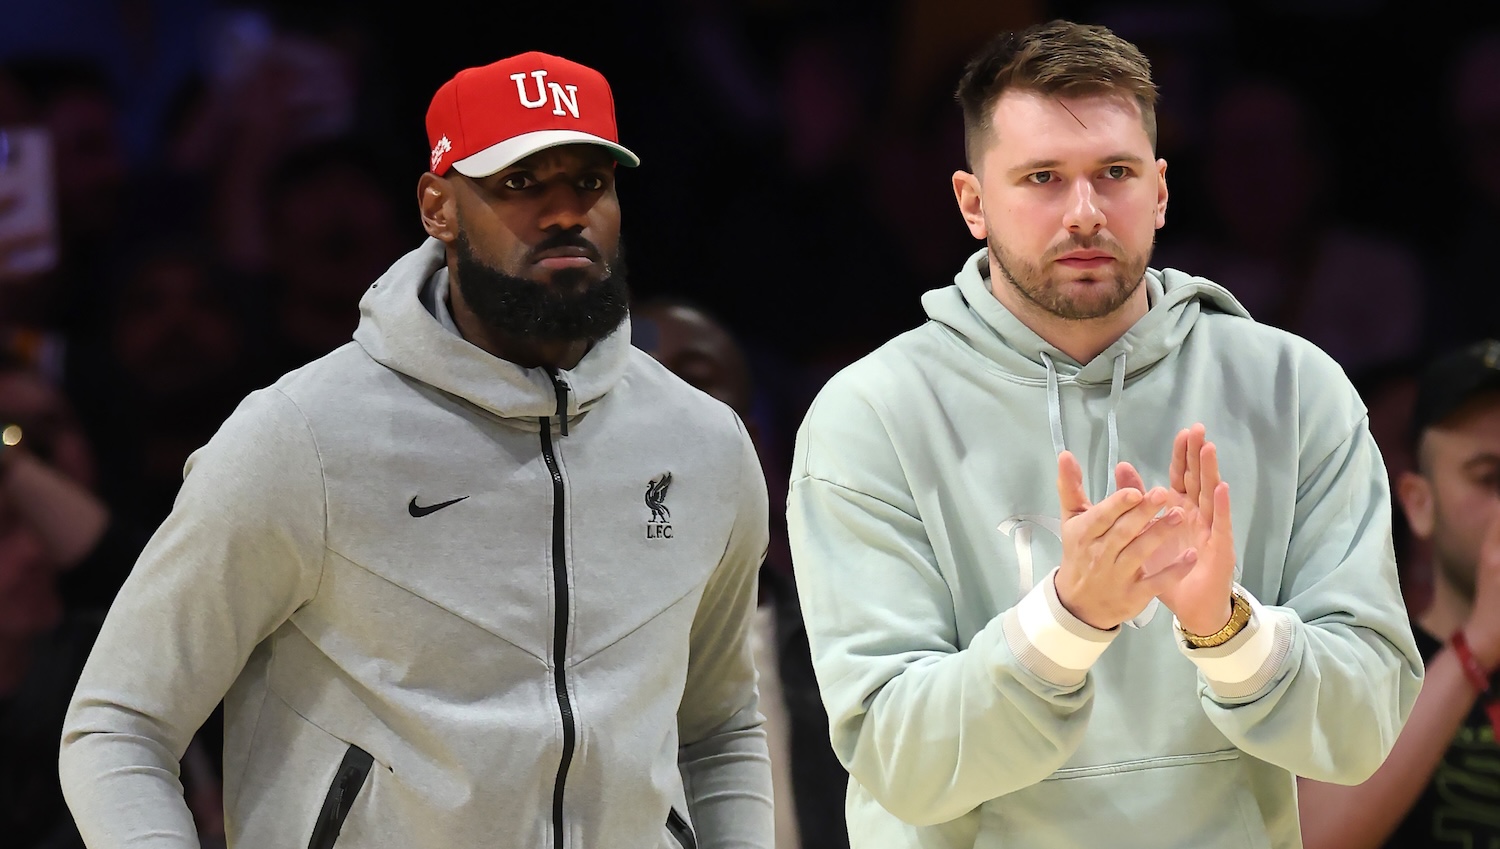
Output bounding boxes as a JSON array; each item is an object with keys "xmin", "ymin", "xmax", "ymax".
[
  {"xmin": 0, "ymin": 355, "xmax": 149, "ymax": 621},
  {"xmin": 633, "ymin": 296, "xmax": 849, "ymax": 849},
  {"xmin": 3, "ymin": 58, "xmax": 128, "ymax": 255},
  {"xmin": 0, "ymin": 358, "xmax": 136, "ymax": 848},
  {"xmin": 717, "ymin": 24, "xmax": 930, "ymax": 376},
  {"xmin": 0, "ymin": 57, "xmax": 128, "ymax": 346},
  {"xmin": 1355, "ymin": 360, "xmax": 1432, "ymax": 614},
  {"xmin": 1299, "ymin": 339, "xmax": 1500, "ymax": 847},
  {"xmin": 633, "ymin": 297, "xmax": 754, "ymax": 419},
  {"xmin": 209, "ymin": 13, "xmax": 366, "ymax": 272},
  {"xmin": 0, "ymin": 474, "xmax": 94, "ymax": 849},
  {"xmin": 259, "ymin": 139, "xmax": 415, "ymax": 373},
  {"xmin": 1154, "ymin": 75, "xmax": 1429, "ymax": 383},
  {"xmin": 0, "ymin": 0, "xmax": 214, "ymax": 167},
  {"xmin": 76, "ymin": 238, "xmax": 263, "ymax": 527}
]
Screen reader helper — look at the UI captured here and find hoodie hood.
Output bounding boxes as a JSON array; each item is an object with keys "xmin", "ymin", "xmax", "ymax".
[
  {"xmin": 923, "ymin": 248, "xmax": 1251, "ymax": 385},
  {"xmin": 353, "ymin": 237, "xmax": 630, "ymax": 425}
]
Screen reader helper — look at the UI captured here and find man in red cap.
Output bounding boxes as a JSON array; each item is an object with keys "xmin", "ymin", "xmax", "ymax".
[{"xmin": 58, "ymin": 52, "xmax": 774, "ymax": 849}]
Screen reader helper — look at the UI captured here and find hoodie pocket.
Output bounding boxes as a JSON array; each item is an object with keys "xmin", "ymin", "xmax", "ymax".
[
  {"xmin": 306, "ymin": 744, "xmax": 375, "ymax": 849},
  {"xmin": 977, "ymin": 749, "xmax": 1272, "ymax": 849},
  {"xmin": 666, "ymin": 807, "xmax": 698, "ymax": 849}
]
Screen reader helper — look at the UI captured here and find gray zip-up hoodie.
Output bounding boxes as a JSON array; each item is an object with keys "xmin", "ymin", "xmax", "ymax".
[{"xmin": 59, "ymin": 238, "xmax": 773, "ymax": 849}]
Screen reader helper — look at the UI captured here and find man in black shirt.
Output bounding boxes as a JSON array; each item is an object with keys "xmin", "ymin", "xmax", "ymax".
[{"xmin": 1299, "ymin": 339, "xmax": 1500, "ymax": 847}]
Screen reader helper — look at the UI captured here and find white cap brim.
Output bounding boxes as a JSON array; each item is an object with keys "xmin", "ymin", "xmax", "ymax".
[{"xmin": 451, "ymin": 129, "xmax": 640, "ymax": 177}]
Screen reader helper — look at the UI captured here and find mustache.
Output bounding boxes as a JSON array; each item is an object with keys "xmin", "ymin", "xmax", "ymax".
[{"xmin": 527, "ymin": 231, "xmax": 602, "ymax": 263}]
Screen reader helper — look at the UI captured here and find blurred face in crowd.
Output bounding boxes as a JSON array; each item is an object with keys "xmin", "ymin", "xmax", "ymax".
[
  {"xmin": 425, "ymin": 144, "xmax": 629, "ymax": 342},
  {"xmin": 113, "ymin": 252, "xmax": 243, "ymax": 396},
  {"xmin": 1400, "ymin": 392, "xmax": 1500, "ymax": 600},
  {"xmin": 954, "ymin": 89, "xmax": 1167, "ymax": 322},
  {"xmin": 271, "ymin": 161, "xmax": 406, "ymax": 356},
  {"xmin": 633, "ymin": 303, "xmax": 751, "ymax": 419},
  {"xmin": 1204, "ymin": 82, "xmax": 1321, "ymax": 247},
  {"xmin": 46, "ymin": 86, "xmax": 127, "ymax": 238}
]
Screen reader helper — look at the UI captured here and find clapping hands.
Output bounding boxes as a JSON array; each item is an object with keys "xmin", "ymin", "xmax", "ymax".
[{"xmin": 1053, "ymin": 423, "xmax": 1237, "ymax": 635}]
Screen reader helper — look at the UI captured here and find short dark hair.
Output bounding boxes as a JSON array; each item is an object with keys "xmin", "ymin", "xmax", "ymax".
[
  {"xmin": 955, "ymin": 19, "xmax": 1158, "ymax": 170},
  {"xmin": 1410, "ymin": 339, "xmax": 1500, "ymax": 464}
]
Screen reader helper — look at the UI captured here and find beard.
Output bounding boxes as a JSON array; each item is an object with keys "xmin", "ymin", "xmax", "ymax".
[
  {"xmin": 989, "ymin": 230, "xmax": 1151, "ymax": 321},
  {"xmin": 453, "ymin": 228, "xmax": 630, "ymax": 342},
  {"xmin": 1431, "ymin": 512, "xmax": 1479, "ymax": 603}
]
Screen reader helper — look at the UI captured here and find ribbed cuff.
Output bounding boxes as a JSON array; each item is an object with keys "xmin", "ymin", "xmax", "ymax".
[
  {"xmin": 1174, "ymin": 585, "xmax": 1293, "ymax": 699},
  {"xmin": 1001, "ymin": 568, "xmax": 1118, "ymax": 687}
]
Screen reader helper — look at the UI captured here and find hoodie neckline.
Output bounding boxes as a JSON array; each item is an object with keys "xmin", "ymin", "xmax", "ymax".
[{"xmin": 353, "ymin": 237, "xmax": 631, "ymax": 424}]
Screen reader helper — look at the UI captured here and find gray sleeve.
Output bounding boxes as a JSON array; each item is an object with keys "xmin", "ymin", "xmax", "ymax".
[
  {"xmin": 59, "ymin": 388, "xmax": 327, "ymax": 849},
  {"xmin": 677, "ymin": 416, "xmax": 774, "ymax": 849}
]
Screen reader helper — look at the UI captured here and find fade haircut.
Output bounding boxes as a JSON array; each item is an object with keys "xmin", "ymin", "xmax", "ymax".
[{"xmin": 955, "ymin": 20, "xmax": 1159, "ymax": 170}]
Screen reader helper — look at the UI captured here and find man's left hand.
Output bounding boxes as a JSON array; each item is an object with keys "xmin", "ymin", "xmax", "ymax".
[{"xmin": 1121, "ymin": 424, "xmax": 1237, "ymax": 636}]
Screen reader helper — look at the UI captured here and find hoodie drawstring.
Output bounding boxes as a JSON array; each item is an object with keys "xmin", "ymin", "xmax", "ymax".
[
  {"xmin": 1039, "ymin": 350, "xmax": 1129, "ymax": 500},
  {"xmin": 1105, "ymin": 352, "xmax": 1126, "ymax": 494},
  {"xmin": 1041, "ymin": 348, "xmax": 1156, "ymax": 626},
  {"xmin": 1039, "ymin": 352, "xmax": 1067, "ymax": 460}
]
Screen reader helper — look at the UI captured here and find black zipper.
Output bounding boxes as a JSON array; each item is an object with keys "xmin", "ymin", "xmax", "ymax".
[
  {"xmin": 548, "ymin": 368, "xmax": 570, "ymax": 437},
  {"xmin": 666, "ymin": 807, "xmax": 698, "ymax": 849},
  {"xmin": 540, "ymin": 388, "xmax": 575, "ymax": 849},
  {"xmin": 306, "ymin": 744, "xmax": 374, "ymax": 849}
]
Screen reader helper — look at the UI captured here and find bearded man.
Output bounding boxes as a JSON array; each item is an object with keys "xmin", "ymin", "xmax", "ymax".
[{"xmin": 59, "ymin": 52, "xmax": 773, "ymax": 849}]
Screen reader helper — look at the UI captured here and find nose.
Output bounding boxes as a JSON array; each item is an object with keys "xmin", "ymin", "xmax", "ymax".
[
  {"xmin": 1063, "ymin": 180, "xmax": 1105, "ymax": 235},
  {"xmin": 536, "ymin": 182, "xmax": 592, "ymax": 233}
]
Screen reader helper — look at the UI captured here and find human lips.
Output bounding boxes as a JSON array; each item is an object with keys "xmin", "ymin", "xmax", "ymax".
[
  {"xmin": 531, "ymin": 245, "xmax": 598, "ymax": 269},
  {"xmin": 1054, "ymin": 249, "xmax": 1115, "ymax": 268}
]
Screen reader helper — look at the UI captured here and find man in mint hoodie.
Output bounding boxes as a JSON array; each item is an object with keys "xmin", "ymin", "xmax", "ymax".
[{"xmin": 787, "ymin": 19, "xmax": 1422, "ymax": 849}]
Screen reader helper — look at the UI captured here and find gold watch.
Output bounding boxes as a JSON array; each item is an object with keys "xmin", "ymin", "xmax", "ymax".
[{"xmin": 1181, "ymin": 591, "xmax": 1253, "ymax": 649}]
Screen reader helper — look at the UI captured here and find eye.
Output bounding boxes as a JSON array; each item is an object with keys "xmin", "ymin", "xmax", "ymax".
[
  {"xmin": 500, "ymin": 173, "xmax": 535, "ymax": 190},
  {"xmin": 1104, "ymin": 164, "xmax": 1131, "ymax": 180},
  {"xmin": 1026, "ymin": 171, "xmax": 1055, "ymax": 185},
  {"xmin": 578, "ymin": 173, "xmax": 607, "ymax": 191}
]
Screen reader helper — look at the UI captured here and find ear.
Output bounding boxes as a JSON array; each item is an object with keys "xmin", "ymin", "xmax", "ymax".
[
  {"xmin": 418, "ymin": 172, "xmax": 458, "ymax": 243},
  {"xmin": 952, "ymin": 170, "xmax": 987, "ymax": 240},
  {"xmin": 1397, "ymin": 469, "xmax": 1435, "ymax": 540},
  {"xmin": 1154, "ymin": 158, "xmax": 1169, "ymax": 230}
]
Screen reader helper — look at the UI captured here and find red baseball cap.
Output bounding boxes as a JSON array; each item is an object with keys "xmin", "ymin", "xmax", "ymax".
[{"xmin": 425, "ymin": 51, "xmax": 640, "ymax": 177}]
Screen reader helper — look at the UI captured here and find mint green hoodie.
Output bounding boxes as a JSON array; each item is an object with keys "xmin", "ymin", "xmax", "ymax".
[{"xmin": 787, "ymin": 250, "xmax": 1422, "ymax": 849}]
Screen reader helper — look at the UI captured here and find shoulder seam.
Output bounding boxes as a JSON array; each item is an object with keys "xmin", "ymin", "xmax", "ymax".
[
  {"xmin": 267, "ymin": 387, "xmax": 332, "ymax": 603},
  {"xmin": 790, "ymin": 473, "xmax": 921, "ymax": 522}
]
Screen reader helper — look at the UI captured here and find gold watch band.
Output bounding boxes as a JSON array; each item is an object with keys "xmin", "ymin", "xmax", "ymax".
[{"xmin": 1182, "ymin": 591, "xmax": 1253, "ymax": 649}]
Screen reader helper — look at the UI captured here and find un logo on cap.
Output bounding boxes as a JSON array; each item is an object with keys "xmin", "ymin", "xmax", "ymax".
[{"xmin": 510, "ymin": 70, "xmax": 581, "ymax": 119}]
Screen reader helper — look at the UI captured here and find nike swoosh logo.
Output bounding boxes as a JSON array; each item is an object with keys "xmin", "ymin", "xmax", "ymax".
[{"xmin": 408, "ymin": 495, "xmax": 469, "ymax": 518}]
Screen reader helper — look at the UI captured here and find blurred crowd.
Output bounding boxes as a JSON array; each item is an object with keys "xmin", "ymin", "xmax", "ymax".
[{"xmin": 3, "ymin": 0, "xmax": 1500, "ymax": 847}]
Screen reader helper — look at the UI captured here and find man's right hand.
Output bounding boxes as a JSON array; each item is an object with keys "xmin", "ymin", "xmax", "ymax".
[
  {"xmin": 1053, "ymin": 450, "xmax": 1197, "ymax": 630},
  {"xmin": 1462, "ymin": 507, "xmax": 1500, "ymax": 669}
]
